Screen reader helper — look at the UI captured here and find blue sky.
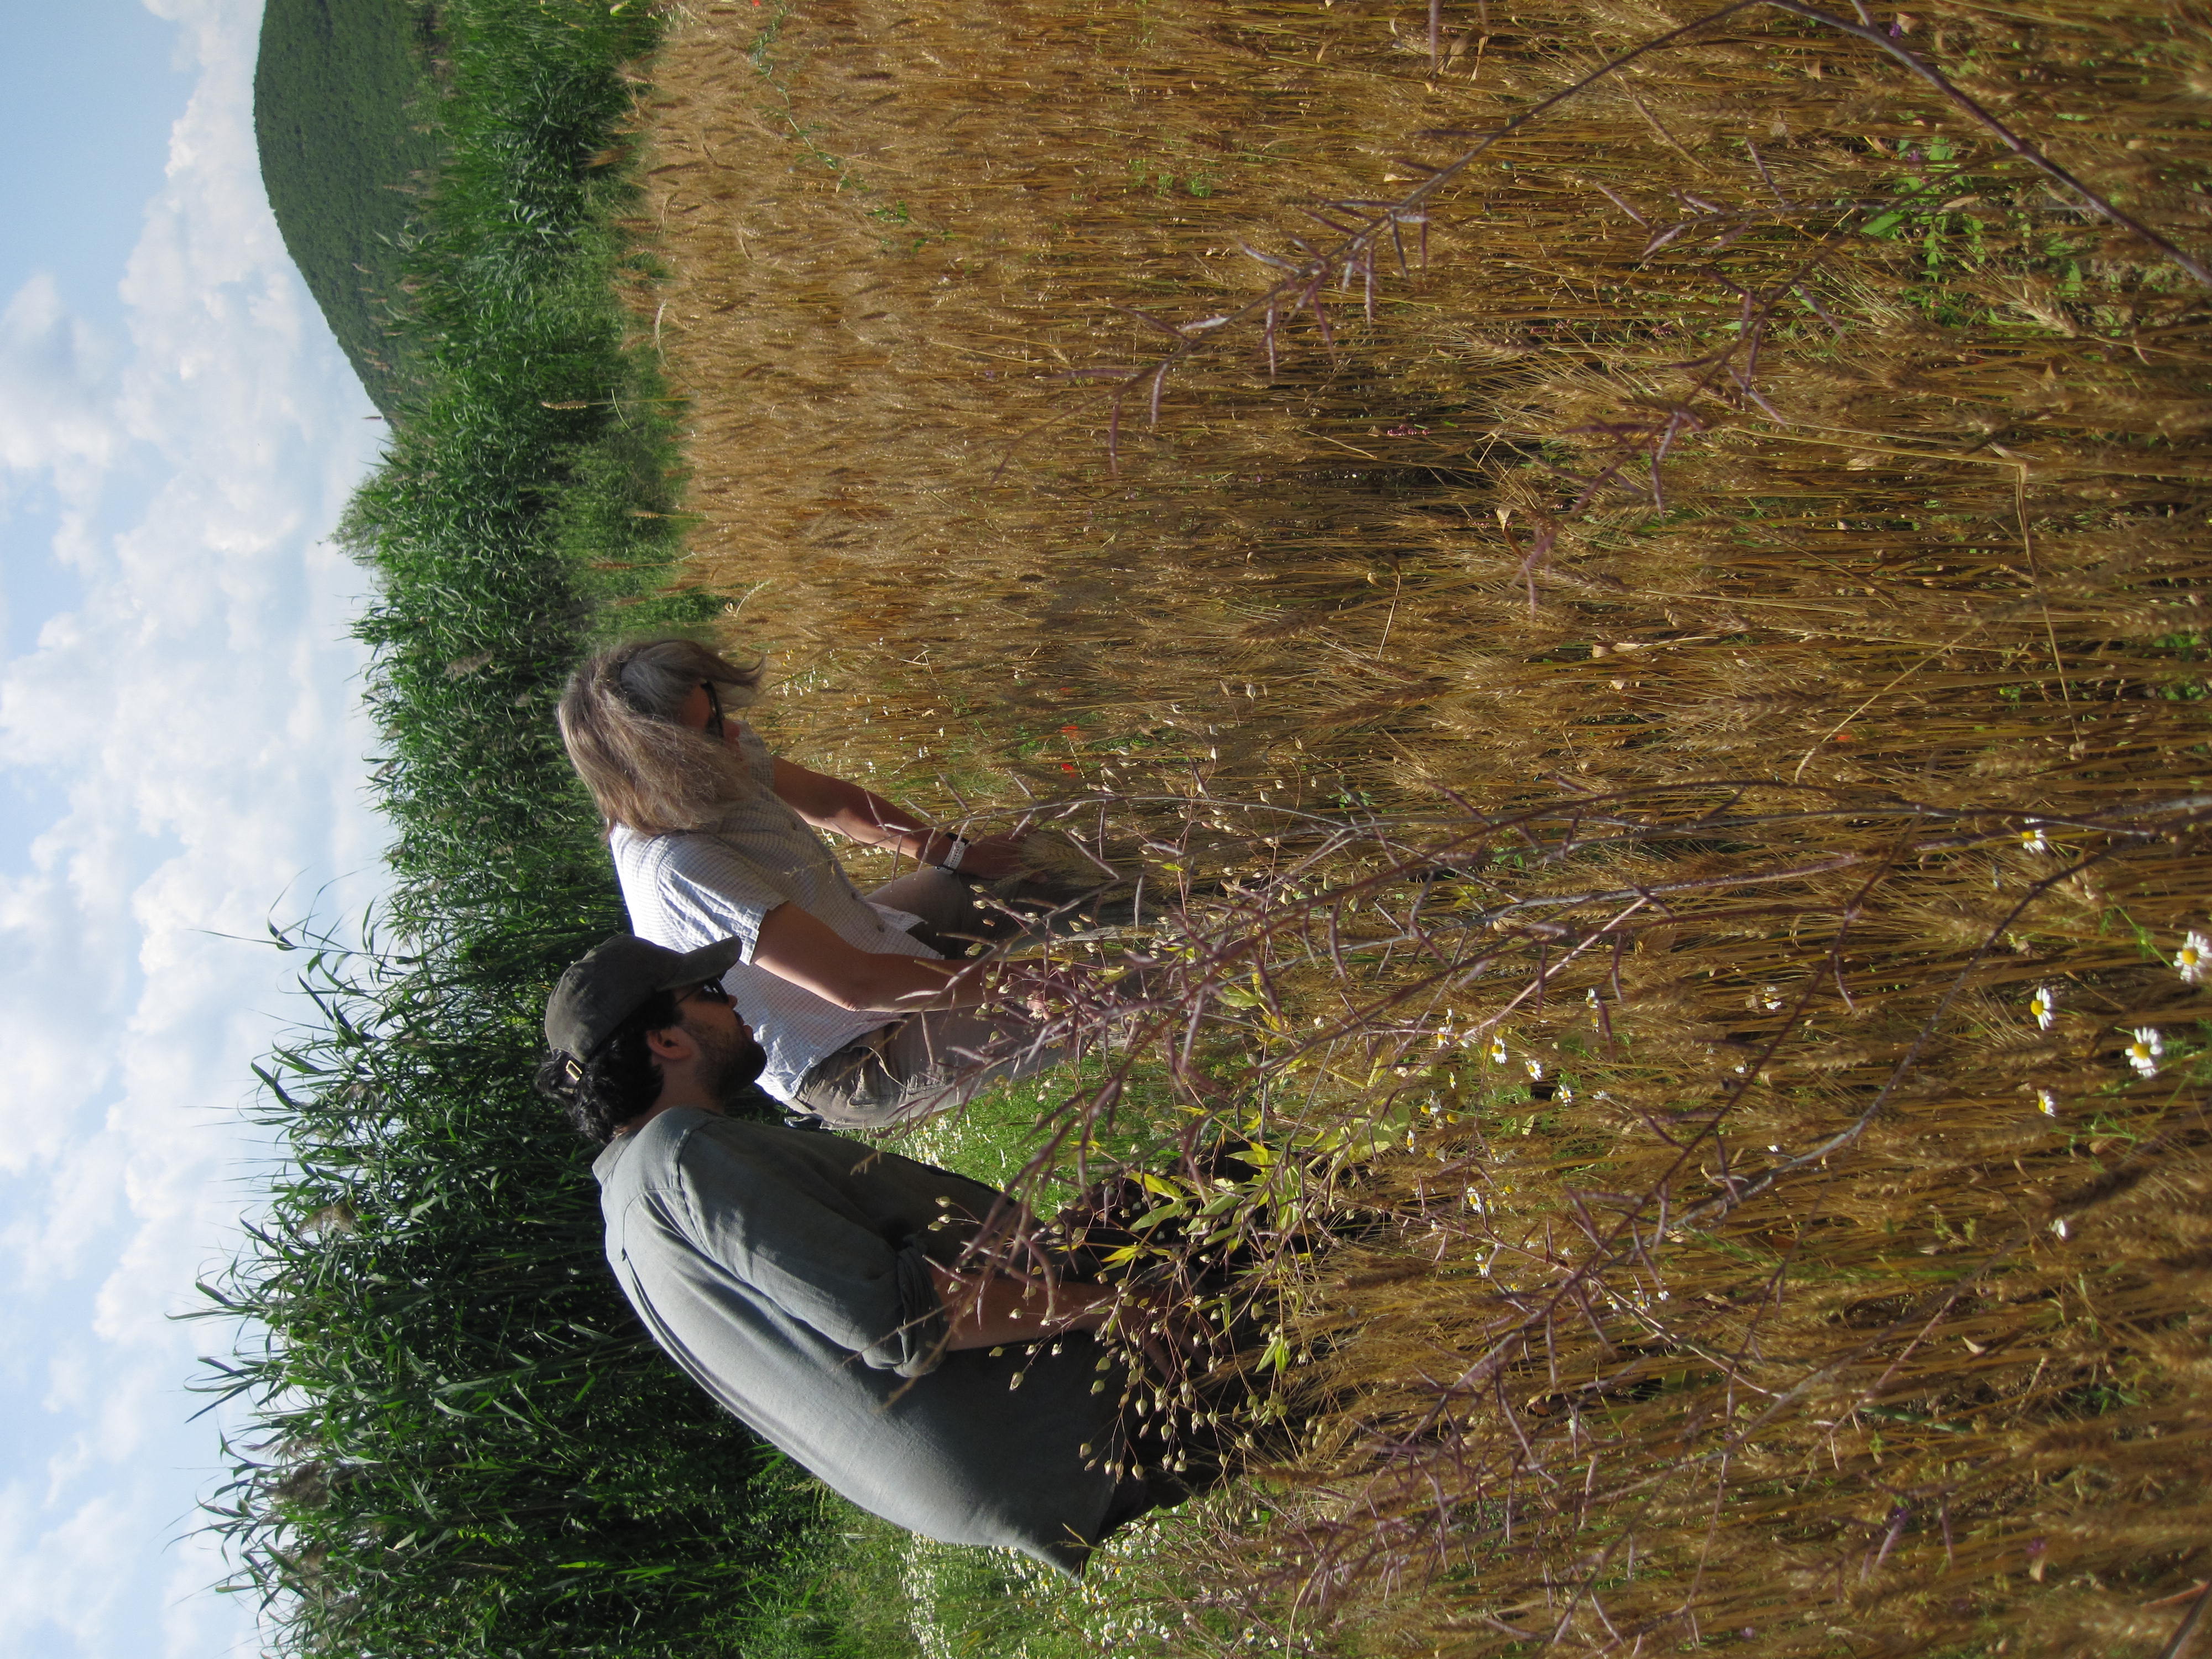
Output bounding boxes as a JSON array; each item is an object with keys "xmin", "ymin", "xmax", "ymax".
[{"xmin": 0, "ymin": 3, "xmax": 390, "ymax": 1655}]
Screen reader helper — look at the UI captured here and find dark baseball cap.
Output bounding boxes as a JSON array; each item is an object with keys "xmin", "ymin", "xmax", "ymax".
[{"xmin": 544, "ymin": 933, "xmax": 744, "ymax": 1059}]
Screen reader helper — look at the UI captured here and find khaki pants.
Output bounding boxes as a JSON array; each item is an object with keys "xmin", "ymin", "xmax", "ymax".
[{"xmin": 791, "ymin": 869, "xmax": 1064, "ymax": 1130}]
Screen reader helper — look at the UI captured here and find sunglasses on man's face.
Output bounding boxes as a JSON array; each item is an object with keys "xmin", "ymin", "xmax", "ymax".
[{"xmin": 678, "ymin": 977, "xmax": 728, "ymax": 1006}]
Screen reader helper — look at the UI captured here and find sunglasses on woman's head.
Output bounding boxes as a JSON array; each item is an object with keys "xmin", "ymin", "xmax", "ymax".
[{"xmin": 700, "ymin": 681, "xmax": 726, "ymax": 740}]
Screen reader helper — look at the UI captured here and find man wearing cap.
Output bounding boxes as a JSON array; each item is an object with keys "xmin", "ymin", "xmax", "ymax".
[{"xmin": 534, "ymin": 932, "xmax": 1175, "ymax": 1574}]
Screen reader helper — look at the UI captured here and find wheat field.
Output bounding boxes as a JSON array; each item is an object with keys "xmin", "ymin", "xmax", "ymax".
[{"xmin": 613, "ymin": 1, "xmax": 2211, "ymax": 1652}]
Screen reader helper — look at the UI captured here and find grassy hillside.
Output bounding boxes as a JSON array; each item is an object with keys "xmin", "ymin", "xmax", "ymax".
[{"xmin": 253, "ymin": 0, "xmax": 443, "ymax": 416}]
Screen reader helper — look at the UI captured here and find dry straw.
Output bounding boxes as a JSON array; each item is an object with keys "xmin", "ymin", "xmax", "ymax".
[{"xmin": 620, "ymin": 0, "xmax": 2209, "ymax": 1652}]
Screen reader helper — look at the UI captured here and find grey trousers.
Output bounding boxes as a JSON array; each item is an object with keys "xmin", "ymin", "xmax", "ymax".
[
  {"xmin": 867, "ymin": 866, "xmax": 1027, "ymax": 958},
  {"xmin": 790, "ymin": 868, "xmax": 1065, "ymax": 1130}
]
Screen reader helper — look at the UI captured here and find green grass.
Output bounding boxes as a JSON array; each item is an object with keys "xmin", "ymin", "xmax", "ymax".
[
  {"xmin": 727, "ymin": 1486, "xmax": 1233, "ymax": 1659},
  {"xmin": 253, "ymin": 0, "xmax": 444, "ymax": 415}
]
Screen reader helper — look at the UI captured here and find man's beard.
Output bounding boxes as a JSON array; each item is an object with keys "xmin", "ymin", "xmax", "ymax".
[{"xmin": 695, "ymin": 1019, "xmax": 770, "ymax": 1106}]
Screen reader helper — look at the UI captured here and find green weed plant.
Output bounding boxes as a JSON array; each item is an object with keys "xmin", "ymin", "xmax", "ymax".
[{"xmin": 207, "ymin": 4, "xmax": 786, "ymax": 1656}]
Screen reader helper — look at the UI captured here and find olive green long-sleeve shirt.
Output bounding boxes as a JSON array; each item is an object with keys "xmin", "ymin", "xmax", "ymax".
[{"xmin": 594, "ymin": 1105, "xmax": 1133, "ymax": 1573}]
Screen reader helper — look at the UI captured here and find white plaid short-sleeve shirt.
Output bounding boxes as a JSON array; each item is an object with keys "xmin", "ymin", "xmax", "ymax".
[{"xmin": 608, "ymin": 722, "xmax": 939, "ymax": 1102}]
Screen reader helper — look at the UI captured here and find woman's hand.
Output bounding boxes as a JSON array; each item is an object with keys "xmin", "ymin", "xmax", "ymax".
[
  {"xmin": 942, "ymin": 830, "xmax": 1029, "ymax": 881},
  {"xmin": 769, "ymin": 757, "xmax": 1029, "ymax": 879},
  {"xmin": 753, "ymin": 902, "xmax": 989, "ymax": 1012},
  {"xmin": 990, "ymin": 961, "xmax": 1099, "ymax": 1020}
]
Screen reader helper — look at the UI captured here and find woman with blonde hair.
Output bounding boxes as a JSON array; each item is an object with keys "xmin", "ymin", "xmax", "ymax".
[{"xmin": 558, "ymin": 635, "xmax": 1057, "ymax": 1128}]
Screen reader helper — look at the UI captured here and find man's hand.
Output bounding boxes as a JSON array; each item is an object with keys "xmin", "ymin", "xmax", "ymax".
[
  {"xmin": 928, "ymin": 1263, "xmax": 1212, "ymax": 1391},
  {"xmin": 1103, "ymin": 1287, "xmax": 1212, "ymax": 1385},
  {"xmin": 929, "ymin": 1262, "xmax": 1112, "ymax": 1351}
]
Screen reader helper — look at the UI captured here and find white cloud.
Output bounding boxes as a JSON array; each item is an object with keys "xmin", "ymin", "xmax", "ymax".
[
  {"xmin": 0, "ymin": 1484, "xmax": 133, "ymax": 1651},
  {"xmin": 0, "ymin": 275, "xmax": 119, "ymax": 495},
  {"xmin": 0, "ymin": 1, "xmax": 392, "ymax": 1655}
]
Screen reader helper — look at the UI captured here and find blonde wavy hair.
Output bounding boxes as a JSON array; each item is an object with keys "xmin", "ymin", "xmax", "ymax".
[{"xmin": 557, "ymin": 637, "xmax": 766, "ymax": 834}]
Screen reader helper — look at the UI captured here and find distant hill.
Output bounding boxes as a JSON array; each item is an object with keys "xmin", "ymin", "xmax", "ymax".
[{"xmin": 254, "ymin": 0, "xmax": 445, "ymax": 418}]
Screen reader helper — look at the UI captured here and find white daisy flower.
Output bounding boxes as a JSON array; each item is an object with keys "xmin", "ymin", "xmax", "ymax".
[
  {"xmin": 1555, "ymin": 1083, "xmax": 1575, "ymax": 1105},
  {"xmin": 2126, "ymin": 1027, "xmax": 2163, "ymax": 1078},
  {"xmin": 1759, "ymin": 985, "xmax": 1783, "ymax": 1012},
  {"xmin": 2177, "ymin": 931, "xmax": 2210, "ymax": 986},
  {"xmin": 2030, "ymin": 985, "xmax": 2057, "ymax": 1031},
  {"xmin": 2019, "ymin": 825, "xmax": 2049, "ymax": 854},
  {"xmin": 1488, "ymin": 1035, "xmax": 1509, "ymax": 1066},
  {"xmin": 2036, "ymin": 1089, "xmax": 2059, "ymax": 1118},
  {"xmin": 1524, "ymin": 1057, "xmax": 1544, "ymax": 1081}
]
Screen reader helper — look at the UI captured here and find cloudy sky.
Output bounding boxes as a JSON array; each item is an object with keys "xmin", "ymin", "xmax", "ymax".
[{"xmin": 0, "ymin": 3, "xmax": 390, "ymax": 1655}]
